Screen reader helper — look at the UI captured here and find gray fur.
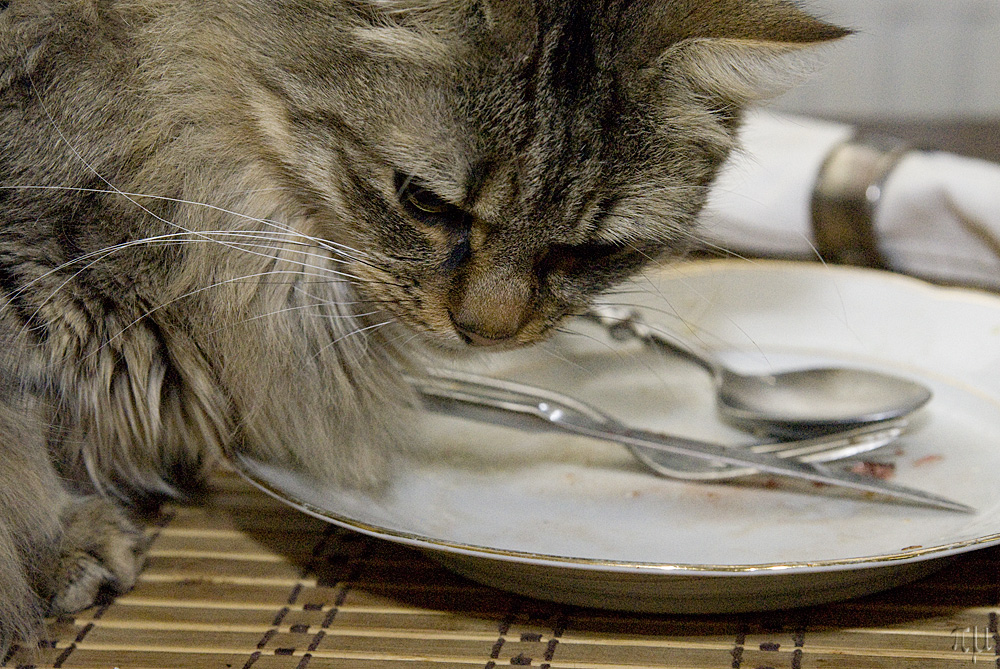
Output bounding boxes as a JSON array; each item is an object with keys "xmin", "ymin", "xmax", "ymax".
[{"xmin": 0, "ymin": 0, "xmax": 843, "ymax": 653}]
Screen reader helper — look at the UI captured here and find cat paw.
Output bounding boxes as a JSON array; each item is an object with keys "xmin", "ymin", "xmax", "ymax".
[{"xmin": 46, "ymin": 497, "xmax": 148, "ymax": 615}]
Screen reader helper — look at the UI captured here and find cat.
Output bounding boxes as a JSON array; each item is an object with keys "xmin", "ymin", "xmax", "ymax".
[{"xmin": 0, "ymin": 0, "xmax": 844, "ymax": 653}]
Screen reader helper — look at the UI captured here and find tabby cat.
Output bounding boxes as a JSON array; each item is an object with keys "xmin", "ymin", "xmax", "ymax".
[{"xmin": 0, "ymin": 0, "xmax": 844, "ymax": 651}]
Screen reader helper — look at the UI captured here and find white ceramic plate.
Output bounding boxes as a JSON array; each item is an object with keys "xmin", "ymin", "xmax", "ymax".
[{"xmin": 234, "ymin": 260, "xmax": 1000, "ymax": 613}]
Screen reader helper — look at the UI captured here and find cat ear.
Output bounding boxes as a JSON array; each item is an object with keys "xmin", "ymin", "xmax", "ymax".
[
  {"xmin": 648, "ymin": 0, "xmax": 849, "ymax": 103},
  {"xmin": 663, "ymin": 38, "xmax": 836, "ymax": 103}
]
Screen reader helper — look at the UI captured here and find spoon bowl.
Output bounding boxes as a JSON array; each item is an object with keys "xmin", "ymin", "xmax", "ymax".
[{"xmin": 717, "ymin": 366, "xmax": 932, "ymax": 435}]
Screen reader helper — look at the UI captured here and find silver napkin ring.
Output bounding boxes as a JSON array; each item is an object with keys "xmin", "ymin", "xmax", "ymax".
[{"xmin": 811, "ymin": 135, "xmax": 912, "ymax": 268}]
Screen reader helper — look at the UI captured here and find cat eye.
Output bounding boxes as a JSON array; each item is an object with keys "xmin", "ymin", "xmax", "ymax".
[
  {"xmin": 394, "ymin": 173, "xmax": 467, "ymax": 225},
  {"xmin": 405, "ymin": 187, "xmax": 451, "ymax": 215}
]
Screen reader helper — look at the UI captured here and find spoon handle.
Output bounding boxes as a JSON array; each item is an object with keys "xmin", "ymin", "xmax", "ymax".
[{"xmin": 584, "ymin": 305, "xmax": 723, "ymax": 378}]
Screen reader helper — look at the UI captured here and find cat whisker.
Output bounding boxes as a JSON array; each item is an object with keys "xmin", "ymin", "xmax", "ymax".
[
  {"xmin": 89, "ymin": 269, "xmax": 355, "ymax": 358},
  {"xmin": 531, "ymin": 334, "xmax": 596, "ymax": 374},
  {"xmin": 310, "ymin": 319, "xmax": 396, "ymax": 361},
  {"xmin": 0, "ymin": 184, "xmax": 372, "ymax": 266},
  {"xmin": 616, "ymin": 258, "xmax": 679, "ymax": 322},
  {"xmin": 356, "ymin": 295, "xmax": 423, "ymax": 309},
  {"xmin": 203, "ymin": 303, "xmax": 382, "ymax": 336},
  {"xmin": 3, "ymin": 184, "xmax": 374, "ymax": 320},
  {"xmin": 23, "ymin": 81, "xmax": 285, "ymax": 276},
  {"xmin": 578, "ymin": 295, "xmax": 734, "ymax": 360},
  {"xmin": 587, "ymin": 296, "xmax": 686, "ymax": 323},
  {"xmin": 670, "ymin": 226, "xmax": 759, "ymax": 262},
  {"xmin": 386, "ymin": 327, "xmax": 426, "ymax": 350},
  {"xmin": 301, "ymin": 310, "xmax": 384, "ymax": 320},
  {"xmin": 6, "ymin": 230, "xmax": 352, "ymax": 309},
  {"xmin": 8, "ymin": 233, "xmax": 360, "ymax": 342},
  {"xmin": 554, "ymin": 322, "xmax": 679, "ymax": 387}
]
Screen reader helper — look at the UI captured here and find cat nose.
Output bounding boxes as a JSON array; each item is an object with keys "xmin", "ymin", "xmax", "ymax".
[
  {"xmin": 450, "ymin": 306, "xmax": 524, "ymax": 346},
  {"xmin": 448, "ymin": 269, "xmax": 535, "ymax": 346}
]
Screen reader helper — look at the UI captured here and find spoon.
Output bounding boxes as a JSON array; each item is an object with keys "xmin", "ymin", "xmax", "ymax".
[{"xmin": 584, "ymin": 306, "xmax": 933, "ymax": 436}]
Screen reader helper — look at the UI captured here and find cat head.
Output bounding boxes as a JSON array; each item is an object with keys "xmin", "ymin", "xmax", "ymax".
[{"xmin": 234, "ymin": 0, "xmax": 846, "ymax": 349}]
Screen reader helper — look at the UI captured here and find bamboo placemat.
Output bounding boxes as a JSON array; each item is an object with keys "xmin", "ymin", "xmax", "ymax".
[{"xmin": 6, "ymin": 470, "xmax": 998, "ymax": 669}]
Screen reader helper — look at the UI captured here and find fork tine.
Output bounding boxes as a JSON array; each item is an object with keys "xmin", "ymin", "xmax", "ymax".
[
  {"xmin": 687, "ymin": 421, "xmax": 905, "ymax": 481},
  {"xmin": 748, "ymin": 421, "xmax": 905, "ymax": 460}
]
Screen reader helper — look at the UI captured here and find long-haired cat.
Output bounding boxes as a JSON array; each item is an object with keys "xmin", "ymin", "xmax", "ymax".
[{"xmin": 0, "ymin": 0, "xmax": 844, "ymax": 651}]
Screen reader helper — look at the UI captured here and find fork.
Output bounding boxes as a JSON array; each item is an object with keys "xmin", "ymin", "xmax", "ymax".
[
  {"xmin": 410, "ymin": 369, "xmax": 974, "ymax": 512},
  {"xmin": 412, "ymin": 368, "xmax": 905, "ymax": 481}
]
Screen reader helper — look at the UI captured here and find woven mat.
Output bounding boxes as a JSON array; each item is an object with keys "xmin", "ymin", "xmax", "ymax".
[{"xmin": 7, "ymin": 471, "xmax": 997, "ymax": 669}]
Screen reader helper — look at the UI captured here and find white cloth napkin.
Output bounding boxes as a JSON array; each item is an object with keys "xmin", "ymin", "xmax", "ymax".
[{"xmin": 702, "ymin": 110, "xmax": 1000, "ymax": 291}]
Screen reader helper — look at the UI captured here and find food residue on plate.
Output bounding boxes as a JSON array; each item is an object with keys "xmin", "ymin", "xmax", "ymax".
[{"xmin": 848, "ymin": 461, "xmax": 896, "ymax": 480}]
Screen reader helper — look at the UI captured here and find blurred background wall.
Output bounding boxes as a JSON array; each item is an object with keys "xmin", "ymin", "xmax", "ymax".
[
  {"xmin": 777, "ymin": 0, "xmax": 1000, "ymax": 119},
  {"xmin": 771, "ymin": 0, "xmax": 1000, "ymax": 159}
]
